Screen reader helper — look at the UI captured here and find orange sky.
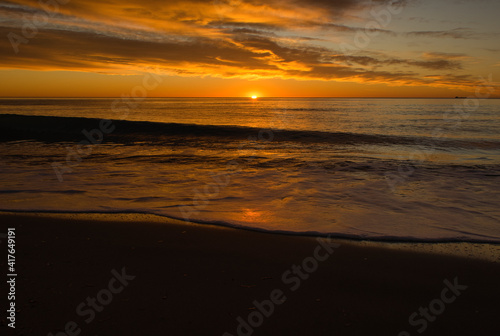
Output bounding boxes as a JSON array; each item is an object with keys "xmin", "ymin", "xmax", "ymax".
[{"xmin": 0, "ymin": 0, "xmax": 499, "ymax": 97}]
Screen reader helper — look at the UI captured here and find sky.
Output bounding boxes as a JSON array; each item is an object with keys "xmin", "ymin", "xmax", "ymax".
[{"xmin": 0, "ymin": 0, "xmax": 499, "ymax": 97}]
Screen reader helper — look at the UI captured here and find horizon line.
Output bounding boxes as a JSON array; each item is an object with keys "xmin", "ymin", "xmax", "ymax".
[{"xmin": 1, "ymin": 96, "xmax": 498, "ymax": 99}]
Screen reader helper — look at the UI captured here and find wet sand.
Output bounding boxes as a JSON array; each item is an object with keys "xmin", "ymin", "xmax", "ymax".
[{"xmin": 0, "ymin": 212, "xmax": 499, "ymax": 335}]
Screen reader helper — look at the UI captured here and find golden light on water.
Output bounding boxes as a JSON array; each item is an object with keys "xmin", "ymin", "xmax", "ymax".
[{"xmin": 240, "ymin": 208, "xmax": 266, "ymax": 223}]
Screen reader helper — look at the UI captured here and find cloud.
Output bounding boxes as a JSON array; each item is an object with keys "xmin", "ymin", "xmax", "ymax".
[
  {"xmin": 406, "ymin": 28, "xmax": 476, "ymax": 39},
  {"xmin": 336, "ymin": 54, "xmax": 462, "ymax": 70},
  {"xmin": 422, "ymin": 52, "xmax": 469, "ymax": 60},
  {"xmin": 0, "ymin": 0, "xmax": 486, "ymax": 90}
]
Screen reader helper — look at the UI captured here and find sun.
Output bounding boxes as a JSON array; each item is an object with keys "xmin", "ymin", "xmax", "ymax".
[{"xmin": 251, "ymin": 95, "xmax": 258, "ymax": 99}]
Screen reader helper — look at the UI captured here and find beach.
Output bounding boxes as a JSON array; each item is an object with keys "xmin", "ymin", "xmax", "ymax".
[
  {"xmin": 2, "ymin": 0, "xmax": 500, "ymax": 334},
  {"xmin": 1, "ymin": 212, "xmax": 499, "ymax": 335}
]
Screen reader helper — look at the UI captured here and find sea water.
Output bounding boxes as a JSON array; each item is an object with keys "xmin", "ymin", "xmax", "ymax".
[{"xmin": 0, "ymin": 98, "xmax": 499, "ymax": 242}]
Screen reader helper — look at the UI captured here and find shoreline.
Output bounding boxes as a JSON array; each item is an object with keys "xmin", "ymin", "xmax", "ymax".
[{"xmin": 2, "ymin": 211, "xmax": 499, "ymax": 263}]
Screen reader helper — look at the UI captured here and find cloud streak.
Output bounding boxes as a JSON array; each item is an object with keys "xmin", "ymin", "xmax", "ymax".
[
  {"xmin": 0, "ymin": 0, "xmax": 490, "ymax": 90},
  {"xmin": 406, "ymin": 28, "xmax": 477, "ymax": 39}
]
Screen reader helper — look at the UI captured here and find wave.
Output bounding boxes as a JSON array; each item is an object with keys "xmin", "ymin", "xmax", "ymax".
[
  {"xmin": 1, "ymin": 113, "xmax": 498, "ymax": 149},
  {"xmin": 0, "ymin": 209, "xmax": 499, "ymax": 244}
]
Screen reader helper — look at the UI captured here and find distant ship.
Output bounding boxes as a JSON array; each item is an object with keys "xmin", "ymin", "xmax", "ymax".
[{"xmin": 455, "ymin": 96, "xmax": 466, "ymax": 99}]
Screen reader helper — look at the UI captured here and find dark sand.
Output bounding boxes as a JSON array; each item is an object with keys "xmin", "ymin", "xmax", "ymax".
[{"xmin": 0, "ymin": 212, "xmax": 499, "ymax": 336}]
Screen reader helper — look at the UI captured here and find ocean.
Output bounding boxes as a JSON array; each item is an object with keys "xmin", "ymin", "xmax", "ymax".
[{"xmin": 1, "ymin": 98, "xmax": 499, "ymax": 242}]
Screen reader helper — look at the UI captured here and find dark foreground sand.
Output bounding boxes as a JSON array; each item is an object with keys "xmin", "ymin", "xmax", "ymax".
[{"xmin": 0, "ymin": 212, "xmax": 499, "ymax": 336}]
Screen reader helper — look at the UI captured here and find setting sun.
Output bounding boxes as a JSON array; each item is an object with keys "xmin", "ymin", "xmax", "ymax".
[{"xmin": 251, "ymin": 95, "xmax": 258, "ymax": 99}]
